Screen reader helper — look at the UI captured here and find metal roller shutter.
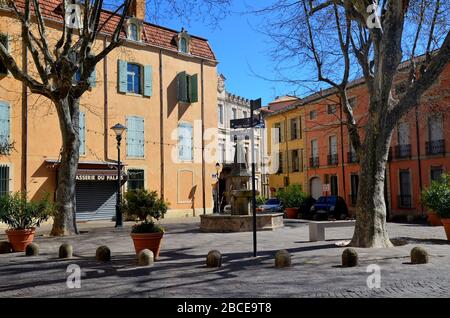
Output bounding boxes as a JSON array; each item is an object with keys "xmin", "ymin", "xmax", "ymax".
[{"xmin": 76, "ymin": 181, "xmax": 117, "ymax": 221}]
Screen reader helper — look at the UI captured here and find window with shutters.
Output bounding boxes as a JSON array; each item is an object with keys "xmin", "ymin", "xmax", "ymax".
[
  {"xmin": 178, "ymin": 123, "xmax": 193, "ymax": 161},
  {"xmin": 126, "ymin": 116, "xmax": 145, "ymax": 158},
  {"xmin": 291, "ymin": 149, "xmax": 299, "ymax": 172},
  {"xmin": 0, "ymin": 34, "xmax": 8, "ymax": 75},
  {"xmin": 177, "ymin": 72, "xmax": 198, "ymax": 103},
  {"xmin": 0, "ymin": 101, "xmax": 10, "ymax": 152},
  {"xmin": 310, "ymin": 110, "xmax": 317, "ymax": 120},
  {"xmin": 327, "ymin": 104, "xmax": 337, "ymax": 115},
  {"xmin": 127, "ymin": 169, "xmax": 145, "ymax": 191},
  {"xmin": 430, "ymin": 166, "xmax": 443, "ymax": 182},
  {"xmin": 79, "ymin": 112, "xmax": 86, "ymax": 155},
  {"xmin": 118, "ymin": 60, "xmax": 152, "ymax": 97},
  {"xmin": 399, "ymin": 170, "xmax": 412, "ymax": 208},
  {"xmin": 290, "ymin": 118, "xmax": 299, "ymax": 140},
  {"xmin": 0, "ymin": 164, "xmax": 9, "ymax": 198},
  {"xmin": 73, "ymin": 66, "xmax": 96, "ymax": 88},
  {"xmin": 277, "ymin": 152, "xmax": 284, "ymax": 174},
  {"xmin": 218, "ymin": 104, "xmax": 224, "ymax": 125}
]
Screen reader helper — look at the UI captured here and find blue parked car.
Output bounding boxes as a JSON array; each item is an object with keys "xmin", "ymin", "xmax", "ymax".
[
  {"xmin": 310, "ymin": 196, "xmax": 348, "ymax": 220},
  {"xmin": 257, "ymin": 198, "xmax": 283, "ymax": 213}
]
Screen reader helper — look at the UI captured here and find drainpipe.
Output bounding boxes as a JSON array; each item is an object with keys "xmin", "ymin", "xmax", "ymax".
[
  {"xmin": 415, "ymin": 105, "xmax": 424, "ymax": 216},
  {"xmin": 201, "ymin": 60, "xmax": 206, "ymax": 215},
  {"xmin": 103, "ymin": 35, "xmax": 109, "ymax": 161},
  {"xmin": 159, "ymin": 50, "xmax": 165, "ymax": 200},
  {"xmin": 21, "ymin": 37, "xmax": 28, "ymax": 193},
  {"xmin": 282, "ymin": 113, "xmax": 289, "ymax": 184}
]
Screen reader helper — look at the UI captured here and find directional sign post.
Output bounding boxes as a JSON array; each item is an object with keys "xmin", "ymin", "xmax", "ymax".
[{"xmin": 229, "ymin": 98, "xmax": 262, "ymax": 258}]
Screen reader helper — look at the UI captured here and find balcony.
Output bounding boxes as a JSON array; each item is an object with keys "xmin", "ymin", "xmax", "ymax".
[
  {"xmin": 394, "ymin": 144, "xmax": 411, "ymax": 159},
  {"xmin": 327, "ymin": 154, "xmax": 339, "ymax": 166},
  {"xmin": 397, "ymin": 195, "xmax": 412, "ymax": 209},
  {"xmin": 309, "ymin": 157, "xmax": 320, "ymax": 168},
  {"xmin": 348, "ymin": 194, "xmax": 357, "ymax": 207},
  {"xmin": 426, "ymin": 139, "xmax": 445, "ymax": 155},
  {"xmin": 347, "ymin": 152, "xmax": 358, "ymax": 164}
]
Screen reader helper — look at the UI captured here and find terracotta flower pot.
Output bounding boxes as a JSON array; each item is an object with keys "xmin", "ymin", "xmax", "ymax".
[
  {"xmin": 5, "ymin": 228, "xmax": 36, "ymax": 252},
  {"xmin": 441, "ymin": 219, "xmax": 450, "ymax": 241},
  {"xmin": 285, "ymin": 208, "xmax": 299, "ymax": 219},
  {"xmin": 427, "ymin": 211, "xmax": 442, "ymax": 226},
  {"xmin": 130, "ymin": 232, "xmax": 164, "ymax": 259}
]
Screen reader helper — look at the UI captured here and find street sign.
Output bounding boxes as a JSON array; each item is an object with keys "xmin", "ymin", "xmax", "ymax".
[
  {"xmin": 250, "ymin": 98, "xmax": 262, "ymax": 111},
  {"xmin": 230, "ymin": 114, "xmax": 264, "ymax": 129},
  {"xmin": 323, "ymin": 184, "xmax": 330, "ymax": 192}
]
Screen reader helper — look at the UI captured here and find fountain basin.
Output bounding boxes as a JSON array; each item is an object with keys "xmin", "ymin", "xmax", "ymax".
[{"xmin": 200, "ymin": 213, "xmax": 284, "ymax": 233}]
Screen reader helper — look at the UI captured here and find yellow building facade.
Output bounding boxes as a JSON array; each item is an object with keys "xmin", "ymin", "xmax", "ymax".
[
  {"xmin": 0, "ymin": 1, "xmax": 218, "ymax": 221},
  {"xmin": 265, "ymin": 103, "xmax": 306, "ymax": 195}
]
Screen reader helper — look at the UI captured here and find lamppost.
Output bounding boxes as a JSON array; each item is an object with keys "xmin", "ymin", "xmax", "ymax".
[
  {"xmin": 111, "ymin": 123, "xmax": 127, "ymax": 228},
  {"xmin": 215, "ymin": 162, "xmax": 221, "ymax": 214}
]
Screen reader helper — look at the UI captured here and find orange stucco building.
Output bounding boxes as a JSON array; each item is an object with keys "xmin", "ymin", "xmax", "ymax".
[
  {"xmin": 267, "ymin": 60, "xmax": 450, "ymax": 219},
  {"xmin": 0, "ymin": 1, "xmax": 219, "ymax": 221}
]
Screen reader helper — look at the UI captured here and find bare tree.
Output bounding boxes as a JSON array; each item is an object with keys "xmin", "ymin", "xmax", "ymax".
[
  {"xmin": 0, "ymin": 0, "xmax": 229, "ymax": 236},
  {"xmin": 253, "ymin": 0, "xmax": 450, "ymax": 247}
]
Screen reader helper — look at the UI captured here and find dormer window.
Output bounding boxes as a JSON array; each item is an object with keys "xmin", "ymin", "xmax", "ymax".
[
  {"xmin": 126, "ymin": 18, "xmax": 143, "ymax": 42},
  {"xmin": 177, "ymin": 28, "xmax": 191, "ymax": 54}
]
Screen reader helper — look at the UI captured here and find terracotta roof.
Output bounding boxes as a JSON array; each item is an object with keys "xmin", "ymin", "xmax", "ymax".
[{"xmin": 8, "ymin": 0, "xmax": 216, "ymax": 61}]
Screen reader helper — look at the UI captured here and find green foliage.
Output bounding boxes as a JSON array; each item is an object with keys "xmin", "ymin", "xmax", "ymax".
[
  {"xmin": 121, "ymin": 189, "xmax": 169, "ymax": 233},
  {"xmin": 256, "ymin": 195, "xmax": 268, "ymax": 206},
  {"xmin": 421, "ymin": 174, "xmax": 450, "ymax": 218},
  {"xmin": 276, "ymin": 184, "xmax": 306, "ymax": 208},
  {"xmin": 0, "ymin": 192, "xmax": 54, "ymax": 230}
]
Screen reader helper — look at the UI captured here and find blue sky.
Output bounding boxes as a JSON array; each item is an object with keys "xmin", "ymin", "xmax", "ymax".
[{"xmin": 149, "ymin": 1, "xmax": 294, "ymax": 106}]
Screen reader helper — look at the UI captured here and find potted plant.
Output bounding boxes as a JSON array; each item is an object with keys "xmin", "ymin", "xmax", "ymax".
[
  {"xmin": 121, "ymin": 189, "xmax": 169, "ymax": 259},
  {"xmin": 277, "ymin": 184, "xmax": 306, "ymax": 219},
  {"xmin": 0, "ymin": 192, "xmax": 53, "ymax": 252},
  {"xmin": 421, "ymin": 174, "xmax": 450, "ymax": 238}
]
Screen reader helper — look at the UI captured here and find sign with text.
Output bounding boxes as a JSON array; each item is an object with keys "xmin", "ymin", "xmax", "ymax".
[
  {"xmin": 322, "ymin": 184, "xmax": 330, "ymax": 192},
  {"xmin": 230, "ymin": 114, "xmax": 263, "ymax": 129},
  {"xmin": 76, "ymin": 174, "xmax": 118, "ymax": 182}
]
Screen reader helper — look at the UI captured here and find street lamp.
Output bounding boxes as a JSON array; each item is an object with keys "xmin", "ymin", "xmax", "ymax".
[
  {"xmin": 111, "ymin": 123, "xmax": 127, "ymax": 227},
  {"xmin": 215, "ymin": 162, "xmax": 221, "ymax": 214}
]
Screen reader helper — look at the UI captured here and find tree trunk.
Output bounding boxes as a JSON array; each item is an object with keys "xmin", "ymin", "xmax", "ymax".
[
  {"xmin": 350, "ymin": 122, "xmax": 394, "ymax": 248},
  {"xmin": 50, "ymin": 96, "xmax": 80, "ymax": 236}
]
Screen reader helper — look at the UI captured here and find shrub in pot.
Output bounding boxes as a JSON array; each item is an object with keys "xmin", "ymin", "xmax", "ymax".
[
  {"xmin": 121, "ymin": 189, "xmax": 169, "ymax": 259},
  {"xmin": 0, "ymin": 192, "xmax": 53, "ymax": 252},
  {"xmin": 277, "ymin": 184, "xmax": 306, "ymax": 219},
  {"xmin": 421, "ymin": 174, "xmax": 450, "ymax": 238}
]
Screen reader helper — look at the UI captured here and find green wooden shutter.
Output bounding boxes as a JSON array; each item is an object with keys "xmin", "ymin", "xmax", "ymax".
[
  {"xmin": 188, "ymin": 74, "xmax": 198, "ymax": 103},
  {"xmin": 177, "ymin": 71, "xmax": 188, "ymax": 102},
  {"xmin": 79, "ymin": 112, "xmax": 86, "ymax": 155},
  {"xmin": 0, "ymin": 101, "xmax": 10, "ymax": 145},
  {"xmin": 143, "ymin": 65, "xmax": 152, "ymax": 97},
  {"xmin": 88, "ymin": 67, "xmax": 96, "ymax": 88},
  {"xmin": 118, "ymin": 60, "xmax": 127, "ymax": 93}
]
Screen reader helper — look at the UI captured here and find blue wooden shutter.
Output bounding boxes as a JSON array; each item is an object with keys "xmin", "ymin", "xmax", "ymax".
[
  {"xmin": 0, "ymin": 101, "xmax": 10, "ymax": 145},
  {"xmin": 88, "ymin": 67, "xmax": 96, "ymax": 87},
  {"xmin": 79, "ymin": 112, "xmax": 86, "ymax": 155},
  {"xmin": 137, "ymin": 117, "xmax": 144, "ymax": 157},
  {"xmin": 178, "ymin": 123, "xmax": 193, "ymax": 161},
  {"xmin": 143, "ymin": 65, "xmax": 152, "ymax": 97},
  {"xmin": 126, "ymin": 116, "xmax": 135, "ymax": 157},
  {"xmin": 188, "ymin": 74, "xmax": 198, "ymax": 103},
  {"xmin": 177, "ymin": 72, "xmax": 188, "ymax": 102},
  {"xmin": 118, "ymin": 60, "xmax": 127, "ymax": 93}
]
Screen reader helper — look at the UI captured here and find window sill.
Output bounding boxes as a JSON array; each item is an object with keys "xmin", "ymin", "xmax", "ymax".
[
  {"xmin": 126, "ymin": 156, "xmax": 145, "ymax": 160},
  {"xmin": 124, "ymin": 92, "xmax": 144, "ymax": 98}
]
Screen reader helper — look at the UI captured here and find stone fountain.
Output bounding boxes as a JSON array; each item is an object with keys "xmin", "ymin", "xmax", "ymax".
[{"xmin": 200, "ymin": 139, "xmax": 283, "ymax": 232}]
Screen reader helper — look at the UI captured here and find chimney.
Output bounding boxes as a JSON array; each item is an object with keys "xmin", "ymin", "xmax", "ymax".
[{"xmin": 129, "ymin": 0, "xmax": 146, "ymax": 20}]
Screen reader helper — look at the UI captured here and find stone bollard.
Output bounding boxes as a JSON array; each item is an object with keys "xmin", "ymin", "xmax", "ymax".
[
  {"xmin": 59, "ymin": 243, "xmax": 73, "ymax": 259},
  {"xmin": 411, "ymin": 247, "xmax": 429, "ymax": 264},
  {"xmin": 206, "ymin": 250, "xmax": 222, "ymax": 268},
  {"xmin": 0, "ymin": 241, "xmax": 13, "ymax": 254},
  {"xmin": 96, "ymin": 246, "xmax": 111, "ymax": 262},
  {"xmin": 275, "ymin": 250, "xmax": 291, "ymax": 268},
  {"xmin": 138, "ymin": 249, "xmax": 154, "ymax": 266},
  {"xmin": 25, "ymin": 243, "xmax": 40, "ymax": 256},
  {"xmin": 342, "ymin": 248, "xmax": 358, "ymax": 267}
]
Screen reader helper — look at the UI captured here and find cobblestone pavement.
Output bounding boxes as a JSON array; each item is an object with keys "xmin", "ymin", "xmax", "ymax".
[{"xmin": 0, "ymin": 218, "xmax": 449, "ymax": 298}]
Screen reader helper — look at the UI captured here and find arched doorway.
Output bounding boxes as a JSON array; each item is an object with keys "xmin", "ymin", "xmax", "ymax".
[{"xmin": 310, "ymin": 177, "xmax": 322, "ymax": 200}]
